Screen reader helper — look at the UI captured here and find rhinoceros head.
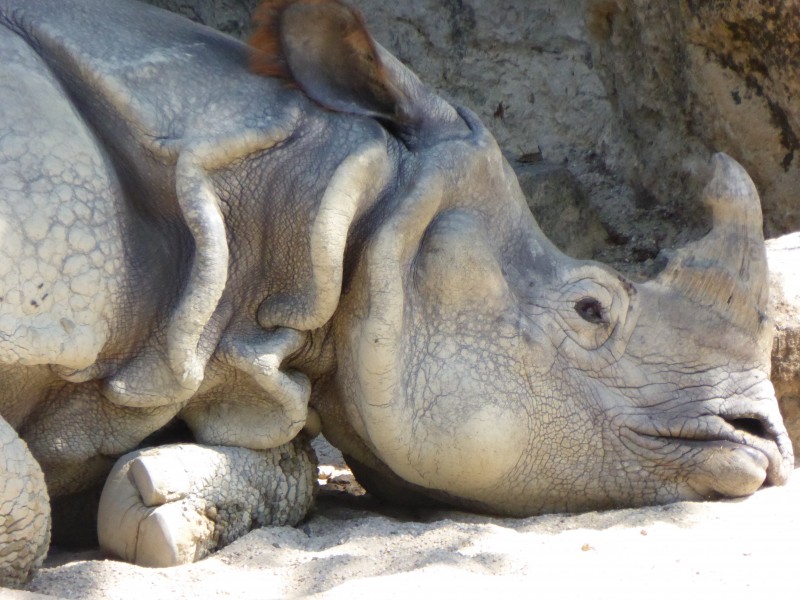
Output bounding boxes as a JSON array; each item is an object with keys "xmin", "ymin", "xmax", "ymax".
[
  {"xmin": 252, "ymin": 0, "xmax": 793, "ymax": 515},
  {"xmin": 330, "ymin": 145, "xmax": 794, "ymax": 515}
]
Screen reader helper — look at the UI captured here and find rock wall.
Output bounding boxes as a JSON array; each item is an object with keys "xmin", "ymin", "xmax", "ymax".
[{"xmin": 588, "ymin": 0, "xmax": 800, "ymax": 240}]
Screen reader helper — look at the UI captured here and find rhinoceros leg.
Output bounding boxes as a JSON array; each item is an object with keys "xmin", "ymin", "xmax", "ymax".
[
  {"xmin": 97, "ymin": 437, "xmax": 316, "ymax": 567},
  {"xmin": 0, "ymin": 415, "xmax": 50, "ymax": 588},
  {"xmin": 21, "ymin": 382, "xmax": 182, "ymax": 498}
]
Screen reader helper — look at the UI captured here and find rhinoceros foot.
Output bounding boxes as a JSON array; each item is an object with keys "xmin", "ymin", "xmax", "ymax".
[{"xmin": 97, "ymin": 438, "xmax": 316, "ymax": 567}]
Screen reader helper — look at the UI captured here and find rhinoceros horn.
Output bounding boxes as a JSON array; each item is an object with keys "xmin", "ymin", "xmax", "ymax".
[{"xmin": 656, "ymin": 153, "xmax": 770, "ymax": 344}]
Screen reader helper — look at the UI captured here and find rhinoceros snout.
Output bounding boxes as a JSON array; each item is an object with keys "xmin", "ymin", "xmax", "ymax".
[
  {"xmin": 721, "ymin": 412, "xmax": 794, "ymax": 488},
  {"xmin": 622, "ymin": 403, "xmax": 793, "ymax": 500}
]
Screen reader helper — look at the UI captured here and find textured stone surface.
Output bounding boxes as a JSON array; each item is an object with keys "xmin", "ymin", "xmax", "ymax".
[
  {"xmin": 514, "ymin": 161, "xmax": 608, "ymax": 259},
  {"xmin": 767, "ymin": 233, "xmax": 800, "ymax": 463},
  {"xmin": 588, "ymin": 0, "xmax": 800, "ymax": 241},
  {"xmin": 146, "ymin": 0, "xmax": 259, "ymax": 37}
]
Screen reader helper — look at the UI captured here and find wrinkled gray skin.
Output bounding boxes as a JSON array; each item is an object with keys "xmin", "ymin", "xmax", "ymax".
[{"xmin": 0, "ymin": 0, "xmax": 794, "ymax": 586}]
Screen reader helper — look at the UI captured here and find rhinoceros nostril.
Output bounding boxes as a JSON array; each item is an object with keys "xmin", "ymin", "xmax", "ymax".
[{"xmin": 726, "ymin": 417, "xmax": 770, "ymax": 441}]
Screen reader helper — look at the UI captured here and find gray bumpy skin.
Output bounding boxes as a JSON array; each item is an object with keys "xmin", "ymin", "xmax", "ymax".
[
  {"xmin": 0, "ymin": 416, "xmax": 49, "ymax": 587},
  {"xmin": 0, "ymin": 0, "xmax": 794, "ymax": 584}
]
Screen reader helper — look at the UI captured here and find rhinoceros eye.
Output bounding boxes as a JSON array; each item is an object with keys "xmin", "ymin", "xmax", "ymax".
[{"xmin": 574, "ymin": 297, "xmax": 608, "ymax": 325}]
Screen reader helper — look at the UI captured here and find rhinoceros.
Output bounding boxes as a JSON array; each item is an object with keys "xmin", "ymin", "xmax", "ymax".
[{"xmin": 0, "ymin": 0, "xmax": 794, "ymax": 587}]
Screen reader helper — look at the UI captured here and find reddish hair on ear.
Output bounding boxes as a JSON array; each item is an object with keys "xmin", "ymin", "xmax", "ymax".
[
  {"xmin": 249, "ymin": 0, "xmax": 369, "ymax": 83},
  {"xmin": 248, "ymin": 0, "xmax": 296, "ymax": 78}
]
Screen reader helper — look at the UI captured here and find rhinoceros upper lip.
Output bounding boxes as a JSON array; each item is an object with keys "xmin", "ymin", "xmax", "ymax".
[{"xmin": 626, "ymin": 413, "xmax": 790, "ymax": 488}]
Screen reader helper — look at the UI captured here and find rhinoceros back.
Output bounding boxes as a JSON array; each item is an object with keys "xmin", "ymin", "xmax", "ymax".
[{"xmin": 0, "ymin": 17, "xmax": 126, "ymax": 373}]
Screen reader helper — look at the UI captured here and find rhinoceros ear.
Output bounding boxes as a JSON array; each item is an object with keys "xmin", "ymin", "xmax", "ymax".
[{"xmin": 249, "ymin": 0, "xmax": 468, "ymax": 146}]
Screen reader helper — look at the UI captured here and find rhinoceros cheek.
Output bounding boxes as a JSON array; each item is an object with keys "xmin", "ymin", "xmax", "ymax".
[{"xmin": 375, "ymin": 402, "xmax": 531, "ymax": 498}]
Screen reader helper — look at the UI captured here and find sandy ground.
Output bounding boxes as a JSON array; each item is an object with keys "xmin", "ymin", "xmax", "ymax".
[{"xmin": 4, "ymin": 440, "xmax": 799, "ymax": 600}]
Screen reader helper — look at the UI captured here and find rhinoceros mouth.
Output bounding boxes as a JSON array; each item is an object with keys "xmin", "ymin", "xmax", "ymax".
[{"xmin": 622, "ymin": 412, "xmax": 792, "ymax": 497}]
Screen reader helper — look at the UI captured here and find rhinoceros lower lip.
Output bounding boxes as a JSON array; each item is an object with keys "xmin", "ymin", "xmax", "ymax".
[{"xmin": 623, "ymin": 415, "xmax": 790, "ymax": 496}]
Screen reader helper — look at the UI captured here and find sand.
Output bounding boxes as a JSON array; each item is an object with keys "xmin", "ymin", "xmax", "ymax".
[{"xmin": 4, "ymin": 442, "xmax": 798, "ymax": 600}]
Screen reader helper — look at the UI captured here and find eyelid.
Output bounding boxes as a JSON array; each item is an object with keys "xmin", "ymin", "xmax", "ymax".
[{"xmin": 556, "ymin": 274, "xmax": 621, "ymax": 350}]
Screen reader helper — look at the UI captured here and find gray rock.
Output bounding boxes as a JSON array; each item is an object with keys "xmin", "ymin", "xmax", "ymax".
[
  {"xmin": 588, "ymin": 0, "xmax": 800, "ymax": 241},
  {"xmin": 513, "ymin": 161, "xmax": 608, "ymax": 259},
  {"xmin": 144, "ymin": 0, "xmax": 259, "ymax": 37}
]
